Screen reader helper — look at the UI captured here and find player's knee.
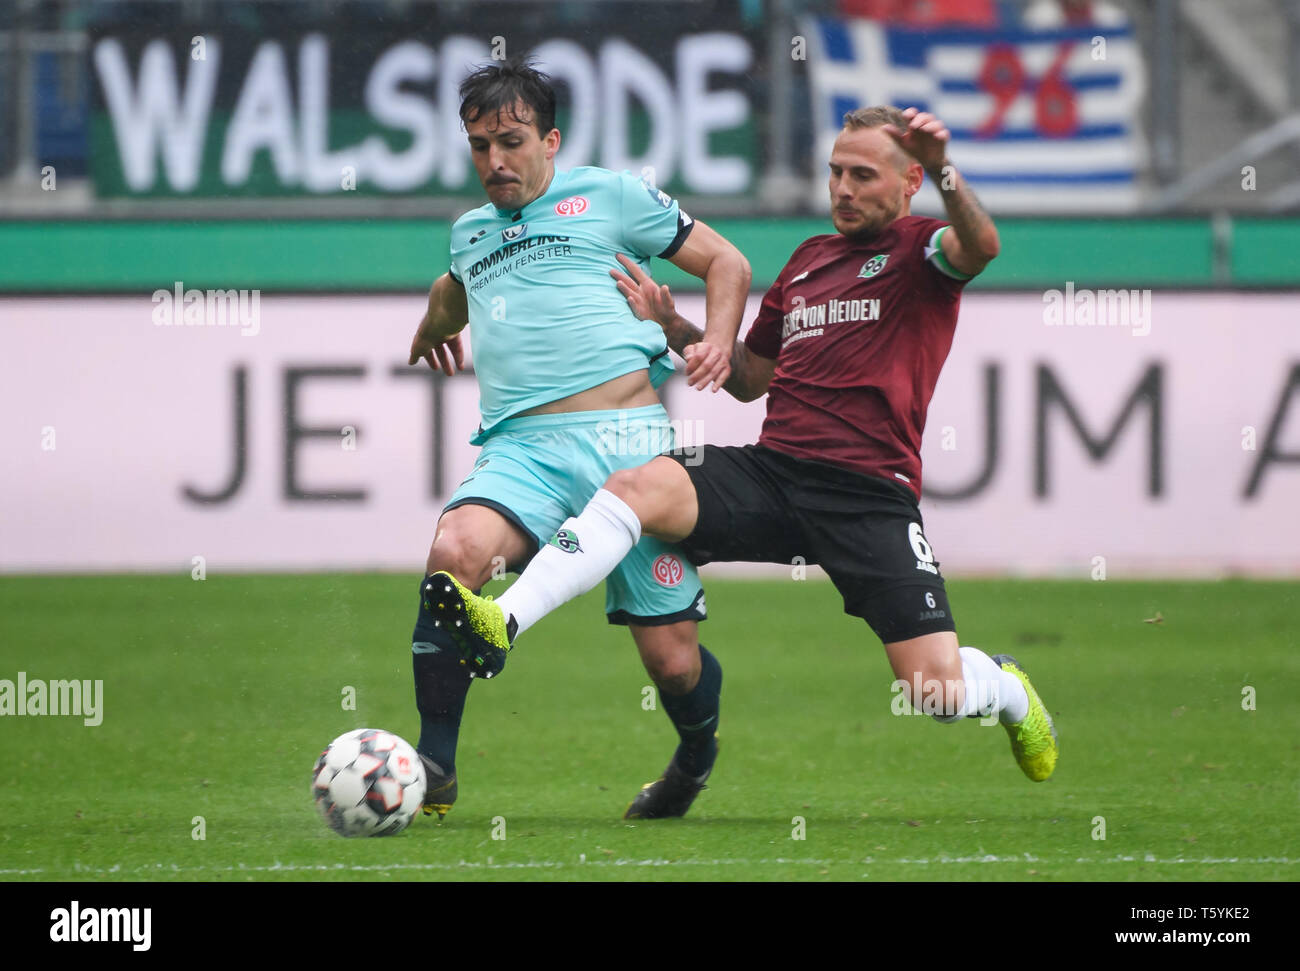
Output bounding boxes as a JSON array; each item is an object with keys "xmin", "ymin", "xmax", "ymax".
[
  {"xmin": 605, "ymin": 466, "xmax": 649, "ymax": 507},
  {"xmin": 896, "ymin": 670, "xmax": 964, "ymax": 719},
  {"xmin": 638, "ymin": 638, "xmax": 701, "ymax": 694},
  {"xmin": 426, "ymin": 533, "xmax": 492, "ymax": 588},
  {"xmin": 605, "ymin": 460, "xmax": 693, "ymax": 539},
  {"xmin": 926, "ymin": 677, "xmax": 965, "ymax": 721},
  {"xmin": 645, "ymin": 656, "xmax": 698, "ymax": 696}
]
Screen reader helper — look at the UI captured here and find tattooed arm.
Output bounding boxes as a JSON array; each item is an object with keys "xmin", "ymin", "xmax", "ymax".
[
  {"xmin": 611, "ymin": 253, "xmax": 776, "ymax": 403},
  {"xmin": 928, "ymin": 160, "xmax": 1001, "ymax": 277},
  {"xmin": 884, "ymin": 107, "xmax": 1001, "ymax": 276},
  {"xmin": 659, "ymin": 311, "xmax": 776, "ymax": 403}
]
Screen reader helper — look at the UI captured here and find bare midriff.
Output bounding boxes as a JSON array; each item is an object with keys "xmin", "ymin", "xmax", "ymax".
[{"xmin": 516, "ymin": 369, "xmax": 658, "ymax": 417}]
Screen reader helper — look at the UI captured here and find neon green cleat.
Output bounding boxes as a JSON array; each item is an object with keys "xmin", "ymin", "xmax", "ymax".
[
  {"xmin": 992, "ymin": 654, "xmax": 1058, "ymax": 782},
  {"xmin": 423, "ymin": 571, "xmax": 512, "ymax": 679}
]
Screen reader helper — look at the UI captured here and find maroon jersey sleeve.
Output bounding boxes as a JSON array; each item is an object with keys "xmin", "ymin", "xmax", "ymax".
[{"xmin": 743, "ymin": 282, "xmax": 783, "ymax": 360}]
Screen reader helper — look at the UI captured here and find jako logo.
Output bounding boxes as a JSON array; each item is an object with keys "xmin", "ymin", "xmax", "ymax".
[
  {"xmin": 50, "ymin": 901, "xmax": 151, "ymax": 951},
  {"xmin": 653, "ymin": 554, "xmax": 684, "ymax": 587},
  {"xmin": 554, "ymin": 196, "xmax": 588, "ymax": 216}
]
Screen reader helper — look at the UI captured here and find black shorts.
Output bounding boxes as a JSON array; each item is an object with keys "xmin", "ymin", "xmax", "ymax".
[{"xmin": 668, "ymin": 444, "xmax": 955, "ymax": 643}]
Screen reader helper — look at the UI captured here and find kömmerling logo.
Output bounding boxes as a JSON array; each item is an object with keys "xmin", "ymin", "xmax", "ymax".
[{"xmin": 0, "ymin": 672, "xmax": 103, "ymax": 726}]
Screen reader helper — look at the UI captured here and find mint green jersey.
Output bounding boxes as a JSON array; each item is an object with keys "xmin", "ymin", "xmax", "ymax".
[{"xmin": 447, "ymin": 167, "xmax": 693, "ymax": 442}]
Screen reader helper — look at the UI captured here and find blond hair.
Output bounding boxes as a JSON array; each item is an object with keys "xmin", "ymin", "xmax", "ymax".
[
  {"xmin": 841, "ymin": 105, "xmax": 909, "ymax": 132},
  {"xmin": 840, "ymin": 105, "xmax": 912, "ymax": 171}
]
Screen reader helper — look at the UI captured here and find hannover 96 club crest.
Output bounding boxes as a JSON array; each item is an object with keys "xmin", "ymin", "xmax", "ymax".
[
  {"xmin": 858, "ymin": 254, "xmax": 889, "ymax": 278},
  {"xmin": 548, "ymin": 529, "xmax": 583, "ymax": 554}
]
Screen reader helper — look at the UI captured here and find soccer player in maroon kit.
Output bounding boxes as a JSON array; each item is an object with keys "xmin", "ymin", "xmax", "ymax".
[{"xmin": 426, "ymin": 105, "xmax": 1059, "ymax": 818}]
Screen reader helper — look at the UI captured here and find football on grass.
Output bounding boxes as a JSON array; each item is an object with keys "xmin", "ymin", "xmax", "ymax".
[{"xmin": 312, "ymin": 728, "xmax": 427, "ymax": 837}]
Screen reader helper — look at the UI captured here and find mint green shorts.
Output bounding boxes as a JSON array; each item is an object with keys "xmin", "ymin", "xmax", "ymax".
[{"xmin": 446, "ymin": 405, "xmax": 706, "ymax": 626}]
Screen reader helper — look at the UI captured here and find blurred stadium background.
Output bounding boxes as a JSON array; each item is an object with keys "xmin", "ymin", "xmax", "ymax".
[
  {"xmin": 3, "ymin": 0, "xmax": 1298, "ymax": 577},
  {"xmin": 1, "ymin": 0, "xmax": 1298, "ymax": 886}
]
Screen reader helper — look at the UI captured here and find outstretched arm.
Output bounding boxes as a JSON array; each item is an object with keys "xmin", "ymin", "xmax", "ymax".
[
  {"xmin": 611, "ymin": 253, "xmax": 775, "ymax": 403},
  {"xmin": 408, "ymin": 273, "xmax": 469, "ymax": 376}
]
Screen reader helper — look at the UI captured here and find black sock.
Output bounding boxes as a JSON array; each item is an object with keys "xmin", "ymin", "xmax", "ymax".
[
  {"xmin": 412, "ymin": 574, "xmax": 473, "ymax": 777},
  {"xmin": 659, "ymin": 645, "xmax": 722, "ymax": 779}
]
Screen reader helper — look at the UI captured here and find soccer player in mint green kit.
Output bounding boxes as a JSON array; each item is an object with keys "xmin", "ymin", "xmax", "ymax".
[{"xmin": 407, "ymin": 57, "xmax": 750, "ymax": 820}]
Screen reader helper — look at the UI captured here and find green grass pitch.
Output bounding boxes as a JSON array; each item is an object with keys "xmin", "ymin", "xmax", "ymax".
[{"xmin": 1, "ymin": 574, "xmax": 1296, "ymax": 882}]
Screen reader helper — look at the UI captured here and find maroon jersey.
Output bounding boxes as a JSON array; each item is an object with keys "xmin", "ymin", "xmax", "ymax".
[{"xmin": 743, "ymin": 214, "xmax": 972, "ymax": 498}]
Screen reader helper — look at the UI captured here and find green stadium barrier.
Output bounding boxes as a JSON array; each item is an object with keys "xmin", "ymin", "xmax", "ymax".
[
  {"xmin": 1230, "ymin": 219, "xmax": 1300, "ymax": 285},
  {"xmin": 0, "ymin": 217, "xmax": 1295, "ymax": 292}
]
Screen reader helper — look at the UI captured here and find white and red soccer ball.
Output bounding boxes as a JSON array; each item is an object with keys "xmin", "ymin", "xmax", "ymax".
[{"xmin": 312, "ymin": 728, "xmax": 427, "ymax": 837}]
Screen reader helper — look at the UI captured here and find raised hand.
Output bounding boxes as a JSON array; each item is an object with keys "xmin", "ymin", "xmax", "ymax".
[
  {"xmin": 610, "ymin": 253, "xmax": 677, "ymax": 329},
  {"xmin": 882, "ymin": 107, "xmax": 951, "ymax": 174},
  {"xmin": 682, "ymin": 340, "xmax": 730, "ymax": 393},
  {"xmin": 610, "ymin": 253, "xmax": 730, "ymax": 392}
]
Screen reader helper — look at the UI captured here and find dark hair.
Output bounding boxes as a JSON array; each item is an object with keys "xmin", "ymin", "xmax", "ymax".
[{"xmin": 458, "ymin": 55, "xmax": 557, "ymax": 137}]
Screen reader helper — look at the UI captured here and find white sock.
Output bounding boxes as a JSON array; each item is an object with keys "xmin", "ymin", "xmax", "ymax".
[
  {"xmin": 932, "ymin": 646, "xmax": 1028, "ymax": 724},
  {"xmin": 990, "ymin": 649, "xmax": 1030, "ymax": 724},
  {"xmin": 496, "ymin": 488, "xmax": 642, "ymax": 638}
]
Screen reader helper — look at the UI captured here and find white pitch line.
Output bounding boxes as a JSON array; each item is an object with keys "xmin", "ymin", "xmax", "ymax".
[
  {"xmin": 18, "ymin": 854, "xmax": 1297, "ymax": 877},
  {"xmin": 873, "ymin": 855, "xmax": 1300, "ymax": 865}
]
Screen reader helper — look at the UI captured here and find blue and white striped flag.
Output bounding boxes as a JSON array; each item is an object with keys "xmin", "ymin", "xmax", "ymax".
[{"xmin": 803, "ymin": 17, "xmax": 1147, "ymax": 212}]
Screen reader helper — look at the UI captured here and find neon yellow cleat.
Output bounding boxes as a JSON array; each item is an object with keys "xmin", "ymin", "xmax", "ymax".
[
  {"xmin": 992, "ymin": 654, "xmax": 1058, "ymax": 782},
  {"xmin": 423, "ymin": 571, "xmax": 512, "ymax": 679}
]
